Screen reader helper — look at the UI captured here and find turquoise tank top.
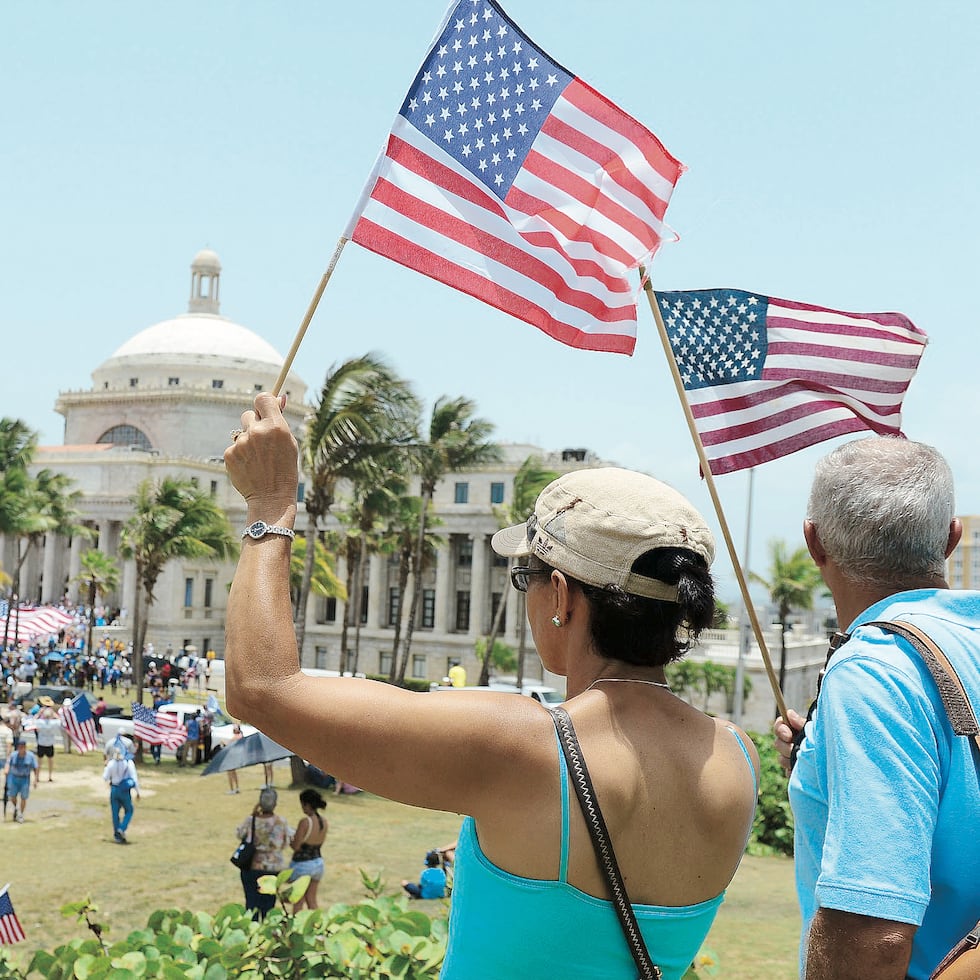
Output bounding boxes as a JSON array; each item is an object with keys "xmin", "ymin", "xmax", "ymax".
[{"xmin": 441, "ymin": 726, "xmax": 756, "ymax": 979}]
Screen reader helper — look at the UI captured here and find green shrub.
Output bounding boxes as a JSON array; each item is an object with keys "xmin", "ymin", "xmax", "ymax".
[
  {"xmin": 747, "ymin": 730, "xmax": 794, "ymax": 856},
  {"xmin": 1, "ymin": 873, "xmax": 446, "ymax": 980}
]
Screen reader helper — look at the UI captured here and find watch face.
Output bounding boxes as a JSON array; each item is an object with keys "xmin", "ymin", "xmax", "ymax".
[{"xmin": 247, "ymin": 521, "xmax": 268, "ymax": 539}]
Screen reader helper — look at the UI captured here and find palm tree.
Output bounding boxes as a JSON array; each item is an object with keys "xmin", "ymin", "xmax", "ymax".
[
  {"xmin": 11, "ymin": 469, "xmax": 93, "ymax": 595},
  {"xmin": 400, "ymin": 396, "xmax": 499, "ymax": 677},
  {"xmin": 296, "ymin": 355, "xmax": 420, "ymax": 663},
  {"xmin": 480, "ymin": 456, "xmax": 558, "ymax": 686},
  {"xmin": 72, "ymin": 549, "xmax": 121, "ymax": 659},
  {"xmin": 120, "ymin": 476, "xmax": 239, "ymax": 701},
  {"xmin": 288, "ymin": 535, "xmax": 345, "ymax": 611},
  {"xmin": 751, "ymin": 540, "xmax": 824, "ymax": 692},
  {"xmin": 381, "ymin": 498, "xmax": 444, "ymax": 685}
]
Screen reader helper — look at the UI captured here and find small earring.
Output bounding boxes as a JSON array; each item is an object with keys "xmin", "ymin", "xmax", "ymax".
[{"xmin": 552, "ymin": 614, "xmax": 562, "ymax": 627}]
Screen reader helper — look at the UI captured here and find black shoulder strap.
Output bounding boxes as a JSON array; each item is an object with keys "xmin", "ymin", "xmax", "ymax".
[{"xmin": 552, "ymin": 706, "xmax": 662, "ymax": 980}]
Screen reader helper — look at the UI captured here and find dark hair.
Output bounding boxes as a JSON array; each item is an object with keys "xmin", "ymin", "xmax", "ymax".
[
  {"xmin": 425, "ymin": 850, "xmax": 441, "ymax": 867},
  {"xmin": 299, "ymin": 789, "xmax": 327, "ymax": 811},
  {"xmin": 531, "ymin": 548, "xmax": 715, "ymax": 666}
]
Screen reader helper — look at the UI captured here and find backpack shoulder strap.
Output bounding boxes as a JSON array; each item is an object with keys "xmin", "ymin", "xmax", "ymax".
[{"xmin": 867, "ymin": 619, "xmax": 980, "ymax": 753}]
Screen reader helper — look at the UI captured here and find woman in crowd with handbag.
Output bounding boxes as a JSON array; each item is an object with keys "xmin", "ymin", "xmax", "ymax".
[
  {"xmin": 102, "ymin": 747, "xmax": 139, "ymax": 844},
  {"xmin": 288, "ymin": 789, "xmax": 328, "ymax": 911},
  {"xmin": 234, "ymin": 786, "xmax": 289, "ymax": 920},
  {"xmin": 224, "ymin": 393, "xmax": 760, "ymax": 979}
]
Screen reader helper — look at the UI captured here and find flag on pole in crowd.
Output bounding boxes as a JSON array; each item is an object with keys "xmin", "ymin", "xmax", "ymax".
[
  {"xmin": 132, "ymin": 703, "xmax": 187, "ymax": 750},
  {"xmin": 58, "ymin": 694, "xmax": 99, "ymax": 753},
  {"xmin": 0, "ymin": 885, "xmax": 26, "ymax": 945},
  {"xmin": 654, "ymin": 288, "xmax": 928, "ymax": 475},
  {"xmin": 346, "ymin": 0, "xmax": 683, "ymax": 355}
]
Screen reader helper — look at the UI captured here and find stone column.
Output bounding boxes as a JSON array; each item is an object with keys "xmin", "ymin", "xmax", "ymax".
[
  {"xmin": 468, "ymin": 534, "xmax": 487, "ymax": 636},
  {"xmin": 41, "ymin": 532, "xmax": 58, "ymax": 604},
  {"xmin": 68, "ymin": 535, "xmax": 84, "ymax": 604},
  {"xmin": 122, "ymin": 558, "xmax": 138, "ymax": 623},
  {"xmin": 505, "ymin": 574, "xmax": 520, "ymax": 641},
  {"xmin": 367, "ymin": 553, "xmax": 384, "ymax": 628},
  {"xmin": 433, "ymin": 544, "xmax": 450, "ymax": 633}
]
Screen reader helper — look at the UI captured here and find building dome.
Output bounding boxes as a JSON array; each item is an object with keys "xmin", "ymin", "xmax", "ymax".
[{"xmin": 192, "ymin": 248, "xmax": 222, "ymax": 273}]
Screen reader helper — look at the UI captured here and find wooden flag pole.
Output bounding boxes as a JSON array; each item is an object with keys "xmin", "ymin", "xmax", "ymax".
[
  {"xmin": 639, "ymin": 271, "xmax": 789, "ymax": 721},
  {"xmin": 271, "ymin": 236, "xmax": 349, "ymax": 396}
]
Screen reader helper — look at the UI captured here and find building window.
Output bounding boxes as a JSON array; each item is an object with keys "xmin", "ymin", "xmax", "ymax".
[
  {"xmin": 457, "ymin": 538, "xmax": 473, "ymax": 568},
  {"xmin": 202, "ymin": 637, "xmax": 211, "ymax": 657},
  {"xmin": 254, "ymin": 383, "xmax": 263, "ymax": 392},
  {"xmin": 297, "ymin": 482, "xmax": 305, "ymax": 503},
  {"xmin": 490, "ymin": 481, "xmax": 505, "ymax": 504},
  {"xmin": 189, "ymin": 477, "xmax": 199, "ymax": 488},
  {"xmin": 184, "ymin": 578, "xmax": 194, "ymax": 608},
  {"xmin": 379, "ymin": 651, "xmax": 393, "ymax": 675},
  {"xmin": 324, "ymin": 597, "xmax": 337, "ymax": 623},
  {"xmin": 204, "ymin": 578, "xmax": 214, "ymax": 609},
  {"xmin": 315, "ymin": 646, "xmax": 329, "ymax": 669},
  {"xmin": 361, "ymin": 586, "xmax": 369, "ymax": 625},
  {"xmin": 454, "ymin": 482, "xmax": 469, "ymax": 504},
  {"xmin": 168, "ymin": 377, "xmax": 180, "ymax": 386},
  {"xmin": 97, "ymin": 424, "xmax": 152, "ymax": 450},
  {"xmin": 492, "ymin": 552, "xmax": 508, "ymax": 567},
  {"xmin": 387, "ymin": 588, "xmax": 400, "ymax": 627},
  {"xmin": 211, "ymin": 379, "xmax": 224, "ymax": 389},
  {"xmin": 422, "ymin": 589, "xmax": 436, "ymax": 629},
  {"xmin": 412, "ymin": 653, "xmax": 427, "ymax": 679},
  {"xmin": 210, "ymin": 480, "xmax": 218, "ymax": 497},
  {"xmin": 491, "ymin": 592, "xmax": 506, "ymax": 632},
  {"xmin": 129, "ymin": 377, "xmax": 138, "ymax": 387},
  {"xmin": 182, "ymin": 638, "xmax": 192, "ymax": 652},
  {"xmin": 562, "ymin": 448, "xmax": 587, "ymax": 462},
  {"xmin": 455, "ymin": 591, "xmax": 470, "ymax": 632}
]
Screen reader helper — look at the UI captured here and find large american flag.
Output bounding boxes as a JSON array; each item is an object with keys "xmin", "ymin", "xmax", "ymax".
[
  {"xmin": 57, "ymin": 694, "xmax": 99, "ymax": 754},
  {"xmin": 655, "ymin": 288, "xmax": 928, "ymax": 475},
  {"xmin": 346, "ymin": 0, "xmax": 683, "ymax": 355},
  {"xmin": 0, "ymin": 886, "xmax": 25, "ymax": 946},
  {"xmin": 132, "ymin": 703, "xmax": 187, "ymax": 750}
]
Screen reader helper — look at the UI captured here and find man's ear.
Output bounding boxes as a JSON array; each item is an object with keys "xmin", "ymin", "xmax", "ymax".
[
  {"xmin": 945, "ymin": 518, "xmax": 963, "ymax": 558},
  {"xmin": 803, "ymin": 520, "xmax": 827, "ymax": 567}
]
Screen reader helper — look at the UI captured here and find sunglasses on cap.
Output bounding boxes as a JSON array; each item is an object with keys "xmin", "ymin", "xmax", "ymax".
[{"xmin": 509, "ymin": 565, "xmax": 551, "ymax": 593}]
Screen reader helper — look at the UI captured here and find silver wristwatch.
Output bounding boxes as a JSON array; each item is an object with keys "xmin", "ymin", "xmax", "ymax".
[{"xmin": 241, "ymin": 520, "xmax": 295, "ymax": 541}]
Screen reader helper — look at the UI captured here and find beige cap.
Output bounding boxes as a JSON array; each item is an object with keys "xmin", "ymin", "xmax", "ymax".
[{"xmin": 491, "ymin": 467, "xmax": 714, "ymax": 602}]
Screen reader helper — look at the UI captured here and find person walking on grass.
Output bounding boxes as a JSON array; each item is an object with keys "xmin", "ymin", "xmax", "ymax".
[
  {"xmin": 4, "ymin": 741, "xmax": 39, "ymax": 823},
  {"xmin": 103, "ymin": 747, "xmax": 140, "ymax": 843},
  {"xmin": 32, "ymin": 703, "xmax": 61, "ymax": 781}
]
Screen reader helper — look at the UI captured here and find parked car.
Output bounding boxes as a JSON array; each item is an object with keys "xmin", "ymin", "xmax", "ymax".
[
  {"xmin": 99, "ymin": 702, "xmax": 256, "ymax": 747},
  {"xmin": 14, "ymin": 686, "xmax": 124, "ymax": 716},
  {"xmin": 428, "ymin": 682, "xmax": 564, "ymax": 706}
]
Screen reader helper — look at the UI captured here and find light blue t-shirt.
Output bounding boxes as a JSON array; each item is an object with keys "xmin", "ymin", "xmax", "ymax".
[
  {"xmin": 442, "ymin": 726, "xmax": 756, "ymax": 979},
  {"xmin": 789, "ymin": 590, "xmax": 980, "ymax": 980},
  {"xmin": 419, "ymin": 865, "xmax": 447, "ymax": 900}
]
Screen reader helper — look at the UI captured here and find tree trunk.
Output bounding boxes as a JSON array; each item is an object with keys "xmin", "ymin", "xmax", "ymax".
[
  {"xmin": 293, "ymin": 512, "xmax": 320, "ymax": 666},
  {"xmin": 131, "ymin": 578, "xmax": 143, "ymax": 704},
  {"xmin": 339, "ymin": 538, "xmax": 358, "ymax": 675},
  {"xmin": 399, "ymin": 488, "xmax": 432, "ymax": 680},
  {"xmin": 350, "ymin": 542, "xmax": 368, "ymax": 676},
  {"xmin": 86, "ymin": 579, "xmax": 96, "ymax": 661},
  {"xmin": 478, "ymin": 591, "xmax": 508, "ymax": 686},
  {"xmin": 515, "ymin": 594, "xmax": 529, "ymax": 689}
]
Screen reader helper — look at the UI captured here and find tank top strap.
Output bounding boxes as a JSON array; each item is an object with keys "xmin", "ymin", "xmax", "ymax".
[
  {"xmin": 553, "ymin": 726, "xmax": 570, "ymax": 882},
  {"xmin": 724, "ymin": 725, "xmax": 759, "ymax": 795}
]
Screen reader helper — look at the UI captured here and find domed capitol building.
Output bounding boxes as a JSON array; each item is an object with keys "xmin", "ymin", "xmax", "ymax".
[{"xmin": 11, "ymin": 249, "xmax": 592, "ymax": 684}]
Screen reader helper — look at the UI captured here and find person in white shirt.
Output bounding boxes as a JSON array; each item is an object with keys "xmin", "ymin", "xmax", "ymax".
[
  {"xmin": 102, "ymin": 749, "xmax": 140, "ymax": 844},
  {"xmin": 32, "ymin": 703, "xmax": 61, "ymax": 781}
]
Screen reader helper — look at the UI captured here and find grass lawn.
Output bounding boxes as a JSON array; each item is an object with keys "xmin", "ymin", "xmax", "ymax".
[{"xmin": 3, "ymin": 686, "xmax": 801, "ymax": 976}]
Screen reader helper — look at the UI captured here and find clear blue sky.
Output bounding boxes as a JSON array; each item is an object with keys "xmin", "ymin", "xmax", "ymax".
[{"xmin": 2, "ymin": 1, "xmax": 978, "ymax": 604}]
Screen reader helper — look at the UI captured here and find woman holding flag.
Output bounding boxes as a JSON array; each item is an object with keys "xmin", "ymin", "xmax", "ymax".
[{"xmin": 224, "ymin": 393, "xmax": 759, "ymax": 980}]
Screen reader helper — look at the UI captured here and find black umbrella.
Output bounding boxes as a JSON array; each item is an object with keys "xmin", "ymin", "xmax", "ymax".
[{"xmin": 200, "ymin": 732, "xmax": 293, "ymax": 776}]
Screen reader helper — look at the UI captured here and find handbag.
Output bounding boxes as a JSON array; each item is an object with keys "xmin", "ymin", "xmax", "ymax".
[
  {"xmin": 552, "ymin": 706, "xmax": 662, "ymax": 980},
  {"xmin": 231, "ymin": 815, "xmax": 257, "ymax": 870},
  {"xmin": 861, "ymin": 621, "xmax": 980, "ymax": 980}
]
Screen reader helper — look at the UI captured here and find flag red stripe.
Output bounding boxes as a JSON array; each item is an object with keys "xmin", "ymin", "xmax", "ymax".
[
  {"xmin": 539, "ymin": 112, "xmax": 671, "ymax": 223},
  {"xmin": 708, "ymin": 418, "xmax": 874, "ymax": 475},
  {"xmin": 384, "ymin": 134, "xmax": 630, "ymax": 293},
  {"xmin": 516, "ymin": 151, "xmax": 658, "ymax": 256},
  {"xmin": 766, "ymin": 314, "xmax": 924, "ymax": 345},
  {"xmin": 560, "ymin": 79, "xmax": 684, "ymax": 188},
  {"xmin": 770, "ymin": 298, "xmax": 920, "ymax": 330},
  {"xmin": 766, "ymin": 341, "xmax": 924, "ymax": 370},
  {"xmin": 759, "ymin": 367, "xmax": 917, "ymax": 394},
  {"xmin": 352, "ymin": 217, "xmax": 635, "ymax": 353},
  {"xmin": 366, "ymin": 178, "xmax": 633, "ymax": 324}
]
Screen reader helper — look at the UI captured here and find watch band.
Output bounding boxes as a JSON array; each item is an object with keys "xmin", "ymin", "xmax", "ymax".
[{"xmin": 241, "ymin": 520, "xmax": 295, "ymax": 541}]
